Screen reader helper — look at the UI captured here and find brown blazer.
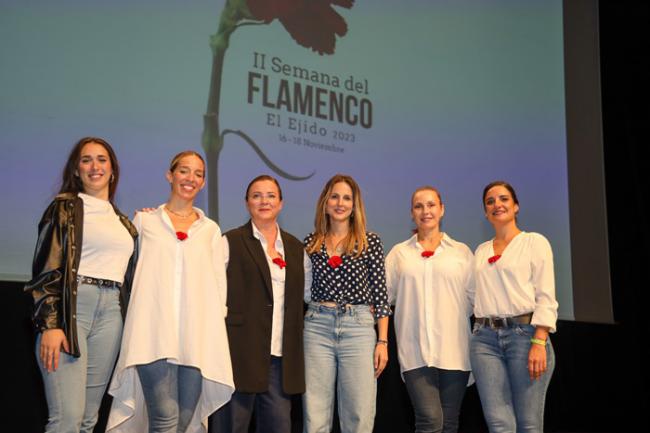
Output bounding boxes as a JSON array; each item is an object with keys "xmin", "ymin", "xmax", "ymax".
[{"xmin": 224, "ymin": 221, "xmax": 306, "ymax": 394}]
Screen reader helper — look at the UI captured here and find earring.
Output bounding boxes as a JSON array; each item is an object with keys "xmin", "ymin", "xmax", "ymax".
[{"xmin": 110, "ymin": 173, "xmax": 115, "ymax": 183}]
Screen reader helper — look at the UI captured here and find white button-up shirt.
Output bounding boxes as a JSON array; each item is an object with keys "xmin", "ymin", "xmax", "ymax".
[
  {"xmin": 108, "ymin": 205, "xmax": 234, "ymax": 433},
  {"xmin": 386, "ymin": 233, "xmax": 475, "ymax": 375},
  {"xmin": 474, "ymin": 231, "xmax": 558, "ymax": 332},
  {"xmin": 223, "ymin": 222, "xmax": 312, "ymax": 357}
]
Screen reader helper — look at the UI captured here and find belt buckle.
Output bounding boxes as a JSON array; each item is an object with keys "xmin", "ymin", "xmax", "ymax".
[{"xmin": 491, "ymin": 317, "xmax": 507, "ymax": 328}]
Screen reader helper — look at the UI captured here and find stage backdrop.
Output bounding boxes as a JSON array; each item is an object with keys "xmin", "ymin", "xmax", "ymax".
[{"xmin": 0, "ymin": 0, "xmax": 574, "ymax": 319}]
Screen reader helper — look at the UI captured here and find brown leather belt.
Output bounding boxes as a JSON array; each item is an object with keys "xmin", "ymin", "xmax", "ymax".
[{"xmin": 475, "ymin": 313, "xmax": 532, "ymax": 328}]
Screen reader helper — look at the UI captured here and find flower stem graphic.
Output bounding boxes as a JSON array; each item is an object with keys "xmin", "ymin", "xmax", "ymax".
[{"xmin": 202, "ymin": 0, "xmax": 353, "ymax": 221}]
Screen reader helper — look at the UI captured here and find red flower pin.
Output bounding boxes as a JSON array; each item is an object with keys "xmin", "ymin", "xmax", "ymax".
[
  {"xmin": 272, "ymin": 257, "xmax": 286, "ymax": 269},
  {"xmin": 176, "ymin": 231, "xmax": 188, "ymax": 241},
  {"xmin": 327, "ymin": 255, "xmax": 343, "ymax": 269},
  {"xmin": 421, "ymin": 250, "xmax": 435, "ymax": 258},
  {"xmin": 488, "ymin": 254, "xmax": 501, "ymax": 264}
]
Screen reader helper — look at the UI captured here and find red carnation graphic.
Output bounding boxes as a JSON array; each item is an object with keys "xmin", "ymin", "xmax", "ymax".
[
  {"xmin": 247, "ymin": 0, "xmax": 354, "ymax": 55},
  {"xmin": 202, "ymin": 0, "xmax": 354, "ymax": 220},
  {"xmin": 327, "ymin": 255, "xmax": 343, "ymax": 269},
  {"xmin": 272, "ymin": 257, "xmax": 287, "ymax": 269},
  {"xmin": 421, "ymin": 250, "xmax": 435, "ymax": 258},
  {"xmin": 176, "ymin": 231, "xmax": 188, "ymax": 241}
]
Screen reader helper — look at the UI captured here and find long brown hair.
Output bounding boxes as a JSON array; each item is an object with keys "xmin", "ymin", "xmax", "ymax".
[
  {"xmin": 306, "ymin": 174, "xmax": 368, "ymax": 258},
  {"xmin": 59, "ymin": 136, "xmax": 120, "ymax": 202}
]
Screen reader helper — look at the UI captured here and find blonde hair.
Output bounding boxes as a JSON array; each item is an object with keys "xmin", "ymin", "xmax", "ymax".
[
  {"xmin": 169, "ymin": 150, "xmax": 205, "ymax": 172},
  {"xmin": 411, "ymin": 185, "xmax": 443, "ymax": 207},
  {"xmin": 306, "ymin": 174, "xmax": 368, "ymax": 258}
]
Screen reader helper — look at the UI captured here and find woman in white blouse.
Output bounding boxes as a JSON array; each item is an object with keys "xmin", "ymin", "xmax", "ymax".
[
  {"xmin": 385, "ymin": 186, "xmax": 474, "ymax": 433},
  {"xmin": 107, "ymin": 151, "xmax": 234, "ymax": 433},
  {"xmin": 470, "ymin": 181, "xmax": 558, "ymax": 433}
]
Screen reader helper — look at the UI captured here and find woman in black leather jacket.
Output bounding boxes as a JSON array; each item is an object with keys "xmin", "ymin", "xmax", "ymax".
[{"xmin": 25, "ymin": 137, "xmax": 137, "ymax": 433}]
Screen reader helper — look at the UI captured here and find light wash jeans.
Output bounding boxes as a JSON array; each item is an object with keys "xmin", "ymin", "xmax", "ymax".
[
  {"xmin": 36, "ymin": 282, "xmax": 123, "ymax": 433},
  {"xmin": 403, "ymin": 366, "xmax": 470, "ymax": 433},
  {"xmin": 137, "ymin": 359, "xmax": 203, "ymax": 433},
  {"xmin": 302, "ymin": 302, "xmax": 377, "ymax": 433},
  {"xmin": 469, "ymin": 323, "xmax": 555, "ymax": 433}
]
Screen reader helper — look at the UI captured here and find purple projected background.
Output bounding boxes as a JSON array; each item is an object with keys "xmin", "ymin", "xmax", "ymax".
[{"xmin": 0, "ymin": 0, "xmax": 573, "ymax": 318}]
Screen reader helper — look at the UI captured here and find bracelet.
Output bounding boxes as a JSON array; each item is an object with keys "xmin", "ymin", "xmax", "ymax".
[
  {"xmin": 530, "ymin": 338, "xmax": 547, "ymax": 346},
  {"xmin": 376, "ymin": 339, "xmax": 388, "ymax": 346}
]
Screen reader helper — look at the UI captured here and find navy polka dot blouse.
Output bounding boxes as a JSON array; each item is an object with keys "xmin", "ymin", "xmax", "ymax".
[{"xmin": 304, "ymin": 232, "xmax": 391, "ymax": 319}]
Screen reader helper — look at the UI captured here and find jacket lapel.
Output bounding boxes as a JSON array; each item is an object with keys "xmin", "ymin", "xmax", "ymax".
[{"xmin": 242, "ymin": 221, "xmax": 274, "ymax": 301}]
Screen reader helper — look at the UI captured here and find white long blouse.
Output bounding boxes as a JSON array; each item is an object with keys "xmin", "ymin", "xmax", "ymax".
[
  {"xmin": 107, "ymin": 206, "xmax": 234, "ymax": 433},
  {"xmin": 473, "ymin": 231, "xmax": 558, "ymax": 332},
  {"xmin": 386, "ymin": 233, "xmax": 475, "ymax": 375}
]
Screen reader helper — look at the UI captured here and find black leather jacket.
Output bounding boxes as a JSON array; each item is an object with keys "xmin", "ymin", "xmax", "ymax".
[{"xmin": 24, "ymin": 192, "xmax": 138, "ymax": 357}]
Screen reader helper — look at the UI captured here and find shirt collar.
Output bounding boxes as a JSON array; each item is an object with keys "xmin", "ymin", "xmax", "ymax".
[
  {"xmin": 408, "ymin": 232, "xmax": 450, "ymax": 250},
  {"xmin": 251, "ymin": 221, "xmax": 284, "ymax": 249}
]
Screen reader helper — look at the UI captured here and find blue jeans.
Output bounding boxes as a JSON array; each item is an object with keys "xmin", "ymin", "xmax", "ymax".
[
  {"xmin": 403, "ymin": 367, "xmax": 470, "ymax": 433},
  {"xmin": 302, "ymin": 303, "xmax": 377, "ymax": 433},
  {"xmin": 211, "ymin": 356, "xmax": 291, "ymax": 433},
  {"xmin": 36, "ymin": 282, "xmax": 123, "ymax": 433},
  {"xmin": 137, "ymin": 359, "xmax": 203, "ymax": 433},
  {"xmin": 469, "ymin": 323, "xmax": 555, "ymax": 433}
]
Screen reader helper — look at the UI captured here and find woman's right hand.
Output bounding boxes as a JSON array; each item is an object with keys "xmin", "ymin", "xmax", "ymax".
[
  {"xmin": 40, "ymin": 329, "xmax": 69, "ymax": 373},
  {"xmin": 133, "ymin": 207, "xmax": 156, "ymax": 218}
]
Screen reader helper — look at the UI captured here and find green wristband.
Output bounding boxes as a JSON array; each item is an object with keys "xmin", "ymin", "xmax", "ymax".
[{"xmin": 530, "ymin": 338, "xmax": 546, "ymax": 346}]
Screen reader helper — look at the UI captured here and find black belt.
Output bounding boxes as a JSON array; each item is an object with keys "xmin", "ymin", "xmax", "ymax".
[
  {"xmin": 77, "ymin": 275, "xmax": 121, "ymax": 288},
  {"xmin": 475, "ymin": 313, "xmax": 532, "ymax": 328}
]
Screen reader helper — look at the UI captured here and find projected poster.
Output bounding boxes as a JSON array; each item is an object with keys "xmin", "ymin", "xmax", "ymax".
[{"xmin": 0, "ymin": 0, "xmax": 573, "ymax": 319}]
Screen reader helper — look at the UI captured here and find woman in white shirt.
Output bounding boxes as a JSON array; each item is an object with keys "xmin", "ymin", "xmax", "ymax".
[
  {"xmin": 107, "ymin": 151, "xmax": 234, "ymax": 433},
  {"xmin": 470, "ymin": 181, "xmax": 558, "ymax": 433},
  {"xmin": 385, "ymin": 186, "xmax": 474, "ymax": 433},
  {"xmin": 26, "ymin": 137, "xmax": 138, "ymax": 433}
]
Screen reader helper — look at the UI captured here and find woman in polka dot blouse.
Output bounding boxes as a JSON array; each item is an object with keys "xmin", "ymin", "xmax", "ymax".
[{"xmin": 302, "ymin": 174, "xmax": 390, "ymax": 433}]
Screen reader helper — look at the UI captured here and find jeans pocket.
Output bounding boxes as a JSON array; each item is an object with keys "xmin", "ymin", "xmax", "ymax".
[
  {"xmin": 514, "ymin": 324, "xmax": 535, "ymax": 337},
  {"xmin": 472, "ymin": 322, "xmax": 482, "ymax": 335},
  {"xmin": 304, "ymin": 309, "xmax": 316, "ymax": 321},
  {"xmin": 354, "ymin": 311, "xmax": 375, "ymax": 326}
]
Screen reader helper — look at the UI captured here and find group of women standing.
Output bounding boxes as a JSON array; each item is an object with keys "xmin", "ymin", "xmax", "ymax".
[{"xmin": 25, "ymin": 136, "xmax": 558, "ymax": 433}]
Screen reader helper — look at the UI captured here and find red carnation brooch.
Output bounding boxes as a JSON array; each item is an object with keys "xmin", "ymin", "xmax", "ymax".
[
  {"xmin": 488, "ymin": 254, "xmax": 501, "ymax": 264},
  {"xmin": 327, "ymin": 255, "xmax": 343, "ymax": 269},
  {"xmin": 421, "ymin": 250, "xmax": 435, "ymax": 258},
  {"xmin": 176, "ymin": 231, "xmax": 188, "ymax": 241},
  {"xmin": 272, "ymin": 257, "xmax": 286, "ymax": 269}
]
